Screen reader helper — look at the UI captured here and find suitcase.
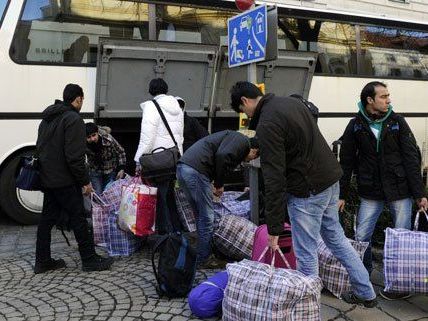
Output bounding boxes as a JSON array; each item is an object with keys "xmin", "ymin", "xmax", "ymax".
[{"xmin": 251, "ymin": 223, "xmax": 297, "ymax": 269}]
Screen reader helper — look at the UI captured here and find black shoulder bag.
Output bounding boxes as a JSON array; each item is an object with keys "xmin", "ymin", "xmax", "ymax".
[{"xmin": 139, "ymin": 99, "xmax": 181, "ymax": 181}]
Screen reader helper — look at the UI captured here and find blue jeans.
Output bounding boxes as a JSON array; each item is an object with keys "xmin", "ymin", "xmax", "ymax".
[
  {"xmin": 356, "ymin": 197, "xmax": 412, "ymax": 274},
  {"xmin": 176, "ymin": 163, "xmax": 214, "ymax": 263},
  {"xmin": 89, "ymin": 171, "xmax": 116, "ymax": 195},
  {"xmin": 287, "ymin": 182, "xmax": 376, "ymax": 300}
]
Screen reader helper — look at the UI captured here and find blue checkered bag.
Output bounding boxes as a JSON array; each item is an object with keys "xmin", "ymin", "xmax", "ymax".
[
  {"xmin": 384, "ymin": 211, "xmax": 428, "ymax": 294},
  {"xmin": 213, "ymin": 192, "xmax": 250, "ymax": 219},
  {"xmin": 108, "ymin": 212, "xmax": 142, "ymax": 257}
]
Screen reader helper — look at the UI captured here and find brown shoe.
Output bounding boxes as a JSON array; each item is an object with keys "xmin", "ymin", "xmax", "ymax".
[{"xmin": 198, "ymin": 255, "xmax": 227, "ymax": 270}]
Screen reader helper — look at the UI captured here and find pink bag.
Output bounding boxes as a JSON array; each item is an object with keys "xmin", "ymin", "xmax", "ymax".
[{"xmin": 251, "ymin": 223, "xmax": 297, "ymax": 269}]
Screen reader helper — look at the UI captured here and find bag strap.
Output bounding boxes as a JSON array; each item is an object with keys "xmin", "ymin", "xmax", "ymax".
[
  {"xmin": 414, "ymin": 210, "xmax": 428, "ymax": 231},
  {"xmin": 152, "ymin": 99, "xmax": 178, "ymax": 148},
  {"xmin": 151, "ymin": 234, "xmax": 171, "ymax": 287}
]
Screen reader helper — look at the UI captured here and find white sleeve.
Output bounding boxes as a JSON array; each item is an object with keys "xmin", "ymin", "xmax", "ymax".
[{"xmin": 134, "ymin": 103, "xmax": 160, "ymax": 163}]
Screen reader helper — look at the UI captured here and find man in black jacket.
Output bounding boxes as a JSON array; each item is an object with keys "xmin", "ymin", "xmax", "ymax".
[
  {"xmin": 175, "ymin": 96, "xmax": 208, "ymax": 152},
  {"xmin": 176, "ymin": 130, "xmax": 259, "ymax": 268},
  {"xmin": 339, "ymin": 81, "xmax": 427, "ymax": 300},
  {"xmin": 230, "ymin": 81, "xmax": 376, "ymax": 307},
  {"xmin": 35, "ymin": 84, "xmax": 113, "ymax": 274}
]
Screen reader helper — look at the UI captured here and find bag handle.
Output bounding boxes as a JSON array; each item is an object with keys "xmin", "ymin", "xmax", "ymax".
[
  {"xmin": 257, "ymin": 246, "xmax": 291, "ymax": 269},
  {"xmin": 152, "ymin": 99, "xmax": 178, "ymax": 148},
  {"xmin": 414, "ymin": 210, "xmax": 428, "ymax": 231},
  {"xmin": 91, "ymin": 192, "xmax": 108, "ymax": 206}
]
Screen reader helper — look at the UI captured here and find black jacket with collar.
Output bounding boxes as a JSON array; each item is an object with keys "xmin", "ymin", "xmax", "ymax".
[
  {"xmin": 36, "ymin": 100, "xmax": 90, "ymax": 189},
  {"xmin": 250, "ymin": 94, "xmax": 343, "ymax": 235},
  {"xmin": 178, "ymin": 130, "xmax": 250, "ymax": 188},
  {"xmin": 339, "ymin": 111, "xmax": 425, "ymax": 202}
]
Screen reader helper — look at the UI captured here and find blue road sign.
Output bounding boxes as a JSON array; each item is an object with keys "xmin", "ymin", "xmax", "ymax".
[{"xmin": 228, "ymin": 5, "xmax": 268, "ymax": 68}]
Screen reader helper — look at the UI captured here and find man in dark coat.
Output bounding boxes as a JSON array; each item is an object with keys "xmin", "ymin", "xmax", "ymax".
[
  {"xmin": 230, "ymin": 81, "xmax": 376, "ymax": 307},
  {"xmin": 176, "ymin": 130, "xmax": 259, "ymax": 269},
  {"xmin": 175, "ymin": 96, "xmax": 208, "ymax": 152},
  {"xmin": 339, "ymin": 81, "xmax": 427, "ymax": 300},
  {"xmin": 35, "ymin": 84, "xmax": 113, "ymax": 274}
]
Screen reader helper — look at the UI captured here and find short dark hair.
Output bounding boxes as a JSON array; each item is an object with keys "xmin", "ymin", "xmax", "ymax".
[
  {"xmin": 360, "ymin": 81, "xmax": 387, "ymax": 108},
  {"xmin": 63, "ymin": 83, "xmax": 84, "ymax": 104},
  {"xmin": 149, "ymin": 78, "xmax": 168, "ymax": 96},
  {"xmin": 230, "ymin": 81, "xmax": 263, "ymax": 113},
  {"xmin": 85, "ymin": 122, "xmax": 98, "ymax": 137}
]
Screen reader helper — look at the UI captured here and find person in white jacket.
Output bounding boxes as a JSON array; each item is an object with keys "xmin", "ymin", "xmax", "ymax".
[{"xmin": 135, "ymin": 78, "xmax": 184, "ymax": 234}]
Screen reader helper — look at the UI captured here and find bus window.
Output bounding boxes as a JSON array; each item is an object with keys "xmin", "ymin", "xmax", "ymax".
[
  {"xmin": 278, "ymin": 18, "xmax": 358, "ymax": 76},
  {"xmin": 155, "ymin": 5, "xmax": 235, "ymax": 45},
  {"xmin": 359, "ymin": 26, "xmax": 428, "ymax": 79},
  {"xmin": 10, "ymin": 0, "xmax": 149, "ymax": 65},
  {"xmin": 0, "ymin": 0, "xmax": 9, "ymax": 28}
]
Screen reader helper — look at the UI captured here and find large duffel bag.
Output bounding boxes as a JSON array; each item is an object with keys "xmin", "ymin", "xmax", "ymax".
[
  {"xmin": 384, "ymin": 211, "xmax": 428, "ymax": 294},
  {"xmin": 175, "ymin": 188, "xmax": 197, "ymax": 232},
  {"xmin": 223, "ymin": 259, "xmax": 323, "ymax": 321},
  {"xmin": 318, "ymin": 238, "xmax": 368, "ymax": 298},
  {"xmin": 213, "ymin": 215, "xmax": 257, "ymax": 261},
  {"xmin": 188, "ymin": 270, "xmax": 228, "ymax": 318}
]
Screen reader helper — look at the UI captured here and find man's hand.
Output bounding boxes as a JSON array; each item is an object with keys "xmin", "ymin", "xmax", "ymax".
[
  {"xmin": 116, "ymin": 169, "xmax": 125, "ymax": 180},
  {"xmin": 338, "ymin": 199, "xmax": 346, "ymax": 212},
  {"xmin": 213, "ymin": 186, "xmax": 224, "ymax": 198},
  {"xmin": 82, "ymin": 183, "xmax": 94, "ymax": 196},
  {"xmin": 135, "ymin": 163, "xmax": 141, "ymax": 176},
  {"xmin": 417, "ymin": 197, "xmax": 428, "ymax": 211},
  {"xmin": 268, "ymin": 234, "xmax": 279, "ymax": 252}
]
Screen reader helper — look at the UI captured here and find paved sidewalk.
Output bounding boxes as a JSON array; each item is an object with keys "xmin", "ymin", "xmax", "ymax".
[{"xmin": 0, "ymin": 215, "xmax": 427, "ymax": 321}]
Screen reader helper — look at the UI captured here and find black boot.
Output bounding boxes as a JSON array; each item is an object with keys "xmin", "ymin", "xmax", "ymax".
[
  {"xmin": 34, "ymin": 258, "xmax": 66, "ymax": 274},
  {"xmin": 82, "ymin": 254, "xmax": 113, "ymax": 272}
]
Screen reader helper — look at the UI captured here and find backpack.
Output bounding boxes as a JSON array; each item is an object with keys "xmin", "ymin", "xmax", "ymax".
[
  {"xmin": 151, "ymin": 232, "xmax": 198, "ymax": 298},
  {"xmin": 290, "ymin": 94, "xmax": 319, "ymax": 123}
]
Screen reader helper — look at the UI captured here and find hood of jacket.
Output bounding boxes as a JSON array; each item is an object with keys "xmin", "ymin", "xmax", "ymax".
[
  {"xmin": 358, "ymin": 101, "xmax": 392, "ymax": 124},
  {"xmin": 42, "ymin": 100, "xmax": 76, "ymax": 122},
  {"xmin": 140, "ymin": 94, "xmax": 182, "ymax": 116}
]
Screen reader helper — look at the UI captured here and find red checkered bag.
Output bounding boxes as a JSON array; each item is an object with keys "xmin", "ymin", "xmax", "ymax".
[{"xmin": 135, "ymin": 186, "xmax": 157, "ymax": 236}]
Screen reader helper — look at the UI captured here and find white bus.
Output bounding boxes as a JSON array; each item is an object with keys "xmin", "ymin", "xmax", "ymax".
[{"xmin": 1, "ymin": 0, "xmax": 428, "ymax": 224}]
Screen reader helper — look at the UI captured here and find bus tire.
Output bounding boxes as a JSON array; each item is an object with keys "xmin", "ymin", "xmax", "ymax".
[{"xmin": 0, "ymin": 151, "xmax": 43, "ymax": 225}]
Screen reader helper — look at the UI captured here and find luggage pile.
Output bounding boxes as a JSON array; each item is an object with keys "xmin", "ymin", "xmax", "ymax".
[{"xmin": 90, "ymin": 176, "xmax": 157, "ymax": 257}]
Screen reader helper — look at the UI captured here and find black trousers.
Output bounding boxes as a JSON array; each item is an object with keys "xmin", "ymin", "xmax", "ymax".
[
  {"xmin": 153, "ymin": 179, "xmax": 181, "ymax": 234},
  {"xmin": 35, "ymin": 185, "xmax": 96, "ymax": 263}
]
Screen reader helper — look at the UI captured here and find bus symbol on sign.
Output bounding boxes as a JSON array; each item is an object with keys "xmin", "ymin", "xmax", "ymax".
[{"xmin": 228, "ymin": 5, "xmax": 268, "ymax": 67}]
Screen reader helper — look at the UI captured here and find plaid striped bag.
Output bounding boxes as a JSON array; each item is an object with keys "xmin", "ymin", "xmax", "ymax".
[
  {"xmin": 102, "ymin": 176, "xmax": 140, "ymax": 211},
  {"xmin": 317, "ymin": 239, "xmax": 368, "ymax": 298},
  {"xmin": 384, "ymin": 211, "xmax": 428, "ymax": 293},
  {"xmin": 174, "ymin": 188, "xmax": 197, "ymax": 232},
  {"xmin": 91, "ymin": 193, "xmax": 115, "ymax": 247},
  {"xmin": 107, "ymin": 212, "xmax": 143, "ymax": 257},
  {"xmin": 223, "ymin": 259, "xmax": 323, "ymax": 321},
  {"xmin": 213, "ymin": 215, "xmax": 257, "ymax": 261}
]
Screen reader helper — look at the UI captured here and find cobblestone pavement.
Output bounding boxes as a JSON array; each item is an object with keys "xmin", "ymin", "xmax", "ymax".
[{"xmin": 0, "ymin": 214, "xmax": 427, "ymax": 321}]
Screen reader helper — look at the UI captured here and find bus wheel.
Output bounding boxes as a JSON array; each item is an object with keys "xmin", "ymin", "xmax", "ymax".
[{"xmin": 0, "ymin": 151, "xmax": 43, "ymax": 225}]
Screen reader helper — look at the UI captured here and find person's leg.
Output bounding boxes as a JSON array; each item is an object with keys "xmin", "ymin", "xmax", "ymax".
[
  {"xmin": 287, "ymin": 189, "xmax": 325, "ymax": 276},
  {"xmin": 154, "ymin": 180, "xmax": 173, "ymax": 234},
  {"xmin": 166, "ymin": 179, "xmax": 182, "ymax": 231},
  {"xmin": 177, "ymin": 164, "xmax": 214, "ymax": 263},
  {"xmin": 89, "ymin": 172, "xmax": 103, "ymax": 195},
  {"xmin": 320, "ymin": 182, "xmax": 376, "ymax": 301},
  {"xmin": 101, "ymin": 172, "xmax": 116, "ymax": 193},
  {"xmin": 34, "ymin": 189, "xmax": 67, "ymax": 273},
  {"xmin": 389, "ymin": 198, "xmax": 412, "ymax": 230},
  {"xmin": 355, "ymin": 198, "xmax": 384, "ymax": 274}
]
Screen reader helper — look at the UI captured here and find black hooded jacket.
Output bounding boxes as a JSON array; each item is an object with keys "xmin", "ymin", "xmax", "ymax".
[
  {"xmin": 36, "ymin": 100, "xmax": 90, "ymax": 188},
  {"xmin": 178, "ymin": 130, "xmax": 250, "ymax": 188},
  {"xmin": 250, "ymin": 94, "xmax": 343, "ymax": 235}
]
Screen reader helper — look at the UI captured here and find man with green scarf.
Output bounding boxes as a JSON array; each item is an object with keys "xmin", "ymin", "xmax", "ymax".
[{"xmin": 339, "ymin": 81, "xmax": 427, "ymax": 301}]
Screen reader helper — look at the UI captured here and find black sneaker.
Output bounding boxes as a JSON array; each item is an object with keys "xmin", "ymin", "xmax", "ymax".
[
  {"xmin": 341, "ymin": 292, "xmax": 378, "ymax": 308},
  {"xmin": 34, "ymin": 258, "xmax": 66, "ymax": 274},
  {"xmin": 82, "ymin": 254, "xmax": 113, "ymax": 272},
  {"xmin": 379, "ymin": 289, "xmax": 412, "ymax": 301}
]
